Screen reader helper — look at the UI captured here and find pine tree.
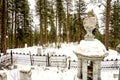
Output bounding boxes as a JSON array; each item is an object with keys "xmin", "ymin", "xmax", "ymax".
[
  {"xmin": 34, "ymin": 27, "xmax": 40, "ymax": 45},
  {"xmin": 75, "ymin": 0, "xmax": 86, "ymax": 43},
  {"xmin": 110, "ymin": 0, "xmax": 120, "ymax": 49},
  {"xmin": 47, "ymin": 2, "xmax": 56, "ymax": 43},
  {"xmin": 7, "ymin": 0, "xmax": 15, "ymax": 48},
  {"xmin": 7, "ymin": 0, "xmax": 31, "ymax": 48},
  {"xmin": 56, "ymin": 0, "xmax": 66, "ymax": 42},
  {"xmin": 36, "ymin": 0, "xmax": 49, "ymax": 45}
]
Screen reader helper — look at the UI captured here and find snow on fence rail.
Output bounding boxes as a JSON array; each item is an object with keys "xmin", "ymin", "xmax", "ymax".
[
  {"xmin": 69, "ymin": 60, "xmax": 120, "ymax": 70},
  {"xmin": 1, "ymin": 52, "xmax": 120, "ymax": 70},
  {"xmin": 0, "ymin": 53, "xmax": 12, "ymax": 68},
  {"xmin": 12, "ymin": 52, "xmax": 67, "ymax": 67}
]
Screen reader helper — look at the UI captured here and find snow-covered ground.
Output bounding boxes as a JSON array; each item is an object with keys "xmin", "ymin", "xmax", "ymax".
[
  {"xmin": 0, "ymin": 65, "xmax": 77, "ymax": 80},
  {"xmin": 7, "ymin": 42, "xmax": 120, "ymax": 61},
  {"xmin": 5, "ymin": 42, "xmax": 120, "ymax": 80},
  {"xmin": 0, "ymin": 65, "xmax": 119, "ymax": 80}
]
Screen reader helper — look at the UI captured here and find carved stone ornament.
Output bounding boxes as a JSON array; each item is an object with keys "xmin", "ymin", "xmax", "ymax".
[{"xmin": 83, "ymin": 11, "xmax": 97, "ymax": 41}]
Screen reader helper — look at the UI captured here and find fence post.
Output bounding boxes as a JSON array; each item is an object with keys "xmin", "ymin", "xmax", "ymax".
[
  {"xmin": 68, "ymin": 60, "xmax": 71, "ymax": 69},
  {"xmin": 119, "ymin": 65, "xmax": 120, "ymax": 80},
  {"xmin": 47, "ymin": 53, "xmax": 50, "ymax": 67},
  {"xmin": 10, "ymin": 50, "xmax": 13, "ymax": 65},
  {"xmin": 29, "ymin": 52, "xmax": 33, "ymax": 66}
]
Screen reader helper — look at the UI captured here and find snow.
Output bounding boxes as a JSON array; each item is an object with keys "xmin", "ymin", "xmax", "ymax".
[
  {"xmin": 74, "ymin": 39, "xmax": 107, "ymax": 57},
  {"xmin": 1, "ymin": 65, "xmax": 120, "ymax": 80},
  {"xmin": 31, "ymin": 67, "xmax": 76, "ymax": 80},
  {"xmin": 55, "ymin": 43, "xmax": 78, "ymax": 60},
  {"xmin": 4, "ymin": 42, "xmax": 120, "ymax": 80},
  {"xmin": 0, "ymin": 65, "xmax": 77, "ymax": 80},
  {"xmin": 104, "ymin": 49, "xmax": 120, "ymax": 60},
  {"xmin": 101, "ymin": 70, "xmax": 119, "ymax": 80},
  {"xmin": 7, "ymin": 43, "xmax": 78, "ymax": 60},
  {"xmin": 7, "ymin": 46, "xmax": 43, "ymax": 55}
]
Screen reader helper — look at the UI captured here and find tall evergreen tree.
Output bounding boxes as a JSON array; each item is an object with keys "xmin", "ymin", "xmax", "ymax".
[
  {"xmin": 110, "ymin": 0, "xmax": 120, "ymax": 49},
  {"xmin": 36, "ymin": 0, "xmax": 49, "ymax": 45},
  {"xmin": 7, "ymin": 0, "xmax": 15, "ymax": 48},
  {"xmin": 34, "ymin": 27, "xmax": 40, "ymax": 45},
  {"xmin": 63, "ymin": 0, "xmax": 73, "ymax": 43},
  {"xmin": 75, "ymin": 0, "xmax": 86, "ymax": 43},
  {"xmin": 7, "ymin": 0, "xmax": 31, "ymax": 48},
  {"xmin": 47, "ymin": 2, "xmax": 56, "ymax": 43},
  {"xmin": 56, "ymin": 0, "xmax": 66, "ymax": 42},
  {"xmin": 36, "ymin": 0, "xmax": 43, "ymax": 45}
]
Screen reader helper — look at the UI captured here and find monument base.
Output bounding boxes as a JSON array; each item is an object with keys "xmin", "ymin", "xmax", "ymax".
[{"xmin": 74, "ymin": 75, "xmax": 82, "ymax": 80}]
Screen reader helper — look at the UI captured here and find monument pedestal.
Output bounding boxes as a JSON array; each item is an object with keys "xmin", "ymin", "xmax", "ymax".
[
  {"xmin": 73, "ymin": 11, "xmax": 108, "ymax": 80},
  {"xmin": 19, "ymin": 66, "xmax": 31, "ymax": 80},
  {"xmin": 0, "ymin": 72, "xmax": 7, "ymax": 80}
]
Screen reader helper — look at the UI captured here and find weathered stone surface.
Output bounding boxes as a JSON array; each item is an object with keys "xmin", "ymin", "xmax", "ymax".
[
  {"xmin": 73, "ymin": 11, "xmax": 108, "ymax": 80},
  {"xmin": 82, "ymin": 60, "xmax": 87, "ymax": 80},
  {"xmin": 19, "ymin": 67, "xmax": 31, "ymax": 80},
  {"xmin": 0, "ymin": 72, "xmax": 7, "ymax": 80},
  {"xmin": 116, "ymin": 44, "xmax": 120, "ymax": 53},
  {"xmin": 83, "ymin": 16, "xmax": 97, "ymax": 41},
  {"xmin": 93, "ymin": 60, "xmax": 101, "ymax": 80},
  {"xmin": 77, "ymin": 59, "xmax": 82, "ymax": 79}
]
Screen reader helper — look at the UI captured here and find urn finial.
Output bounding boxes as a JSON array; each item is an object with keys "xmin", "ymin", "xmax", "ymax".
[{"xmin": 83, "ymin": 10, "xmax": 97, "ymax": 41}]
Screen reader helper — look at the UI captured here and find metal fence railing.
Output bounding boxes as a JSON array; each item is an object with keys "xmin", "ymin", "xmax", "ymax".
[
  {"xmin": 1, "ymin": 51, "xmax": 120, "ymax": 70},
  {"xmin": 12, "ymin": 52, "xmax": 67, "ymax": 68},
  {"xmin": 0, "ymin": 53, "xmax": 12, "ymax": 68}
]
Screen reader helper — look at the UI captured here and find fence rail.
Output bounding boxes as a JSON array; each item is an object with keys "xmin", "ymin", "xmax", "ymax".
[
  {"xmin": 1, "ymin": 52, "xmax": 120, "ymax": 70},
  {"xmin": 12, "ymin": 52, "xmax": 67, "ymax": 67},
  {"xmin": 0, "ymin": 53, "xmax": 11, "ymax": 68}
]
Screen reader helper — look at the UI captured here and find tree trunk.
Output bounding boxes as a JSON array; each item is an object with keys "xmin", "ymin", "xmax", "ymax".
[
  {"xmin": 11, "ymin": 0, "xmax": 14, "ymax": 48},
  {"xmin": 55, "ymin": 8, "xmax": 58, "ymax": 44},
  {"xmin": 40, "ymin": 0, "xmax": 43, "ymax": 46},
  {"xmin": 44, "ymin": 0, "xmax": 47, "ymax": 44},
  {"xmin": 1, "ymin": 0, "xmax": 7, "ymax": 54},
  {"xmin": 0, "ymin": 0, "xmax": 2, "ymax": 52},
  {"xmin": 66, "ymin": 1, "xmax": 69, "ymax": 43},
  {"xmin": 105, "ymin": 0, "xmax": 111, "ymax": 50},
  {"xmin": 14, "ymin": 3, "xmax": 17, "ymax": 48},
  {"xmin": 78, "ymin": 0, "xmax": 81, "ymax": 43}
]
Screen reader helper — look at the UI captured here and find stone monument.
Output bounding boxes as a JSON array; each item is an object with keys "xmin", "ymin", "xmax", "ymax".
[
  {"xmin": 19, "ymin": 66, "xmax": 31, "ymax": 80},
  {"xmin": 83, "ymin": 11, "xmax": 97, "ymax": 41},
  {"xmin": 116, "ymin": 44, "xmax": 120, "ymax": 54},
  {"xmin": 73, "ymin": 11, "xmax": 108, "ymax": 80},
  {"xmin": 0, "ymin": 72, "xmax": 7, "ymax": 80}
]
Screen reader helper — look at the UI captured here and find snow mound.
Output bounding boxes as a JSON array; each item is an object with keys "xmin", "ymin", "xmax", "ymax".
[{"xmin": 74, "ymin": 39, "xmax": 107, "ymax": 57}]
